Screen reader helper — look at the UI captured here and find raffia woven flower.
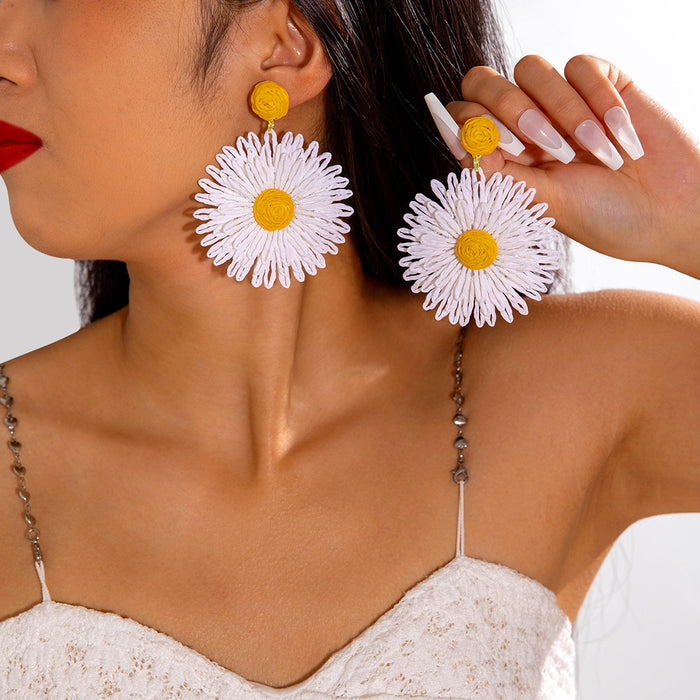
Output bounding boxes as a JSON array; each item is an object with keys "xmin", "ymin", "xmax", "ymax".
[
  {"xmin": 460, "ymin": 116, "xmax": 500, "ymax": 156},
  {"xmin": 397, "ymin": 168, "xmax": 561, "ymax": 327},
  {"xmin": 193, "ymin": 130, "xmax": 354, "ymax": 288},
  {"xmin": 250, "ymin": 81, "xmax": 289, "ymax": 122}
]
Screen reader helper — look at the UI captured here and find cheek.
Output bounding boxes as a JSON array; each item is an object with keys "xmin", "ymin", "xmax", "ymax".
[
  {"xmin": 46, "ymin": 1, "xmax": 199, "ymax": 187},
  {"xmin": 17, "ymin": 0, "xmax": 242, "ymax": 259},
  {"xmin": 8, "ymin": 0, "xmax": 259, "ymax": 259}
]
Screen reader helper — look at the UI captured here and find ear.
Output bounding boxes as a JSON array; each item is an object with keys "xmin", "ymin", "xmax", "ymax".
[{"xmin": 259, "ymin": 1, "xmax": 332, "ymax": 108}]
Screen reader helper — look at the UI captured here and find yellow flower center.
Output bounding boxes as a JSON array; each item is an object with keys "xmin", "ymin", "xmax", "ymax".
[
  {"xmin": 455, "ymin": 229, "xmax": 498, "ymax": 270},
  {"xmin": 250, "ymin": 81, "xmax": 290, "ymax": 123},
  {"xmin": 460, "ymin": 116, "xmax": 500, "ymax": 157},
  {"xmin": 253, "ymin": 188, "xmax": 295, "ymax": 231}
]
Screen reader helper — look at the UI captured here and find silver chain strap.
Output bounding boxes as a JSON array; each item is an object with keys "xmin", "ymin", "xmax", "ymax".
[
  {"xmin": 451, "ymin": 325, "xmax": 469, "ymax": 484},
  {"xmin": 0, "ymin": 363, "xmax": 43, "ymax": 563},
  {"xmin": 0, "ymin": 327, "xmax": 467, "ymax": 565}
]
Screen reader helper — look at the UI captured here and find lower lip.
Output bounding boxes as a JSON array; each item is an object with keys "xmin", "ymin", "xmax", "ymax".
[{"xmin": 0, "ymin": 141, "xmax": 43, "ymax": 173}]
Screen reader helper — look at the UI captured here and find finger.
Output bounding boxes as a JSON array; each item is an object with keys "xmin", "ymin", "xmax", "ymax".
[
  {"xmin": 461, "ymin": 65, "xmax": 577, "ymax": 165},
  {"xmin": 564, "ymin": 55, "xmax": 644, "ymax": 161},
  {"xmin": 513, "ymin": 55, "xmax": 624, "ymax": 170},
  {"xmin": 424, "ymin": 93, "xmax": 525, "ymax": 167}
]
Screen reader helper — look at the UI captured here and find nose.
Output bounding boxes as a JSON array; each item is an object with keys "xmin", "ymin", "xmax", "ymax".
[{"xmin": 0, "ymin": 3, "xmax": 38, "ymax": 88}]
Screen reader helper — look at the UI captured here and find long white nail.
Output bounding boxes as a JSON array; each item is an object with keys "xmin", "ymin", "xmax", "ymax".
[
  {"xmin": 604, "ymin": 106, "xmax": 644, "ymax": 160},
  {"xmin": 424, "ymin": 93, "xmax": 467, "ymax": 160},
  {"xmin": 517, "ymin": 109, "xmax": 575, "ymax": 164},
  {"xmin": 484, "ymin": 115, "xmax": 525, "ymax": 157},
  {"xmin": 574, "ymin": 120, "xmax": 624, "ymax": 170}
]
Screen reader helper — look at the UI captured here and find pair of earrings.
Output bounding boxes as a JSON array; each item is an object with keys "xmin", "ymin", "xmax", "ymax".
[{"xmin": 193, "ymin": 80, "xmax": 560, "ymax": 327}]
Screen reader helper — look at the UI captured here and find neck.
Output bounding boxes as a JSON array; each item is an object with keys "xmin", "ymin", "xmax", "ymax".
[{"xmin": 98, "ymin": 240, "xmax": 431, "ymax": 482}]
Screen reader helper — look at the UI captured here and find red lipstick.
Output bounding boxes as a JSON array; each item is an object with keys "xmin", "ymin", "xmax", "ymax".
[{"xmin": 0, "ymin": 120, "xmax": 43, "ymax": 172}]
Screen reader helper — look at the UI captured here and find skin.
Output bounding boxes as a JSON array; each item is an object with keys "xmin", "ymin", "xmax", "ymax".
[{"xmin": 0, "ymin": 0, "xmax": 699, "ymax": 689}]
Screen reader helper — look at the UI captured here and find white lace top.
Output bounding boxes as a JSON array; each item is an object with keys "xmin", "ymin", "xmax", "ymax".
[{"xmin": 0, "ymin": 365, "xmax": 577, "ymax": 699}]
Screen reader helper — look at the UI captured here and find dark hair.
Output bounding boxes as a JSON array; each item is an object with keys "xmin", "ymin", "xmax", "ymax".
[{"xmin": 74, "ymin": 0, "xmax": 571, "ymax": 327}]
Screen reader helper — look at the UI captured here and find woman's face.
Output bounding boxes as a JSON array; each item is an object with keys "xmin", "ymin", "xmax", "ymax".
[{"xmin": 0, "ymin": 0, "xmax": 266, "ymax": 263}]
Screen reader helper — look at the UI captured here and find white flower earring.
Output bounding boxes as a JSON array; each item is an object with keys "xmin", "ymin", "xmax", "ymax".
[
  {"xmin": 193, "ymin": 81, "xmax": 354, "ymax": 288},
  {"xmin": 397, "ymin": 96, "xmax": 561, "ymax": 327}
]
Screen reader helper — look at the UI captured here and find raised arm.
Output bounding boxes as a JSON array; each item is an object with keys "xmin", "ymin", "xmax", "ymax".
[
  {"xmin": 445, "ymin": 54, "xmax": 700, "ymax": 520},
  {"xmin": 602, "ymin": 289, "xmax": 700, "ymax": 521}
]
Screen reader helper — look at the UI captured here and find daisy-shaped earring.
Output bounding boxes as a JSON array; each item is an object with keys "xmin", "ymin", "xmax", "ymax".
[
  {"xmin": 193, "ymin": 80, "xmax": 354, "ymax": 288},
  {"xmin": 397, "ymin": 97, "xmax": 561, "ymax": 327}
]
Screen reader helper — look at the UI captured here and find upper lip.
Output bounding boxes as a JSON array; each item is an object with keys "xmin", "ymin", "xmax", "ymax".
[{"xmin": 0, "ymin": 119, "xmax": 42, "ymax": 145}]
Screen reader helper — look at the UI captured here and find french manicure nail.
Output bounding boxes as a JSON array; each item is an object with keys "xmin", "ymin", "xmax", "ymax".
[
  {"xmin": 574, "ymin": 120, "xmax": 624, "ymax": 170},
  {"xmin": 517, "ymin": 109, "xmax": 575, "ymax": 164},
  {"xmin": 483, "ymin": 115, "xmax": 525, "ymax": 157},
  {"xmin": 604, "ymin": 106, "xmax": 644, "ymax": 160},
  {"xmin": 424, "ymin": 93, "xmax": 468, "ymax": 160}
]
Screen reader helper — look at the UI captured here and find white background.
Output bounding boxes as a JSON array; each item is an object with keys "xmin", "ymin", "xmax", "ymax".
[{"xmin": 1, "ymin": 1, "xmax": 699, "ymax": 697}]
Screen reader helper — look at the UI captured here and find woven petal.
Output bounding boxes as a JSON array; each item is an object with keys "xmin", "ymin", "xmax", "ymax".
[
  {"xmin": 193, "ymin": 130, "xmax": 354, "ymax": 288},
  {"xmin": 397, "ymin": 168, "xmax": 561, "ymax": 327}
]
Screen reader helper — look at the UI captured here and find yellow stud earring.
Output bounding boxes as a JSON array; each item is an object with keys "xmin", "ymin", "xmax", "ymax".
[
  {"xmin": 460, "ymin": 116, "xmax": 500, "ymax": 172},
  {"xmin": 398, "ymin": 104, "xmax": 562, "ymax": 328},
  {"xmin": 250, "ymin": 80, "xmax": 290, "ymax": 132},
  {"xmin": 193, "ymin": 80, "xmax": 354, "ymax": 289}
]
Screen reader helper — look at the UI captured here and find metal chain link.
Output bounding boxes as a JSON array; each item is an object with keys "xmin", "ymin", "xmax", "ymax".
[
  {"xmin": 0, "ymin": 363, "xmax": 43, "ymax": 563},
  {"xmin": 451, "ymin": 325, "xmax": 469, "ymax": 484}
]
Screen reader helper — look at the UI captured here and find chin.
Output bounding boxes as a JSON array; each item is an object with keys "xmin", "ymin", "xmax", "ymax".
[{"xmin": 6, "ymin": 198, "xmax": 113, "ymax": 261}]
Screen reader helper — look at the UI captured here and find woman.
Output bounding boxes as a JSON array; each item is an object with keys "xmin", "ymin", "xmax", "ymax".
[{"xmin": 0, "ymin": 0, "xmax": 698, "ymax": 697}]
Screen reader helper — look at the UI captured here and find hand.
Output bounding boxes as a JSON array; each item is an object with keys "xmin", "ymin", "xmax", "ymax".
[{"xmin": 446, "ymin": 55, "xmax": 700, "ymax": 279}]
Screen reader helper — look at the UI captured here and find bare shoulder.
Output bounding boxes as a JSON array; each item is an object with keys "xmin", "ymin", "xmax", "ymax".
[
  {"xmin": 420, "ymin": 286, "xmax": 699, "ymax": 443},
  {"xmin": 461, "ymin": 287, "xmax": 696, "ymax": 458},
  {"xmin": 530, "ymin": 286, "xmax": 700, "ymax": 441},
  {"xmin": 505, "ymin": 286, "xmax": 700, "ymax": 377},
  {"xmin": 570, "ymin": 289, "xmax": 700, "ymax": 521},
  {"xmin": 502, "ymin": 288, "xmax": 700, "ymax": 618},
  {"xmin": 542, "ymin": 285, "xmax": 700, "ymax": 325},
  {"xmin": 0, "ymin": 312, "xmax": 122, "ymax": 619},
  {"xmin": 530, "ymin": 287, "xmax": 700, "ymax": 519},
  {"xmin": 522, "ymin": 286, "xmax": 700, "ymax": 469},
  {"xmin": 518, "ymin": 285, "xmax": 700, "ymax": 335}
]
